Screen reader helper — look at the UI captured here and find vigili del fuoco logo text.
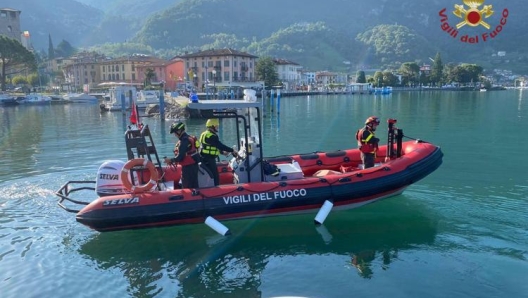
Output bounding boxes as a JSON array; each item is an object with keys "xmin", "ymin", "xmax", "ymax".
[{"xmin": 439, "ymin": 0, "xmax": 509, "ymax": 44}]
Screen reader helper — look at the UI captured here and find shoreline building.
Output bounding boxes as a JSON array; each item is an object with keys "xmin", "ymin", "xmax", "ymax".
[
  {"xmin": 273, "ymin": 58, "xmax": 302, "ymax": 91},
  {"xmin": 0, "ymin": 8, "xmax": 31, "ymax": 49},
  {"xmin": 0, "ymin": 8, "xmax": 21, "ymax": 42},
  {"xmin": 98, "ymin": 54, "xmax": 169, "ymax": 88},
  {"xmin": 178, "ymin": 48, "xmax": 259, "ymax": 91},
  {"xmin": 62, "ymin": 52, "xmax": 106, "ymax": 92},
  {"xmin": 0, "ymin": 7, "xmax": 33, "ymax": 80}
]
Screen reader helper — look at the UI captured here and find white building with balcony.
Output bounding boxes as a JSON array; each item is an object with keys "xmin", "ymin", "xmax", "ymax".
[{"xmin": 273, "ymin": 58, "xmax": 302, "ymax": 90}]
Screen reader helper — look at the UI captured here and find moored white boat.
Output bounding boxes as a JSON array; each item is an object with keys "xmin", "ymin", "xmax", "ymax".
[
  {"xmin": 63, "ymin": 93, "xmax": 98, "ymax": 103},
  {"xmin": 22, "ymin": 93, "xmax": 52, "ymax": 105},
  {"xmin": 99, "ymin": 85, "xmax": 137, "ymax": 111},
  {"xmin": 136, "ymin": 90, "xmax": 160, "ymax": 109},
  {"xmin": 0, "ymin": 93, "xmax": 19, "ymax": 106}
]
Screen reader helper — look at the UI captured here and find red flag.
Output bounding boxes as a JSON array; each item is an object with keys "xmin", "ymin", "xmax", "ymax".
[{"xmin": 130, "ymin": 102, "xmax": 138, "ymax": 124}]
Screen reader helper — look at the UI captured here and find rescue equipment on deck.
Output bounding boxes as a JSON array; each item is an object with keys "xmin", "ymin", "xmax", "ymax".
[{"xmin": 120, "ymin": 158, "xmax": 158, "ymax": 193}]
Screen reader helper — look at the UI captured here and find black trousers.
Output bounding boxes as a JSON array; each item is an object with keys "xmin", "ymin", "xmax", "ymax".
[
  {"xmin": 201, "ymin": 155, "xmax": 219, "ymax": 186},
  {"xmin": 181, "ymin": 163, "xmax": 199, "ymax": 189},
  {"xmin": 361, "ymin": 153, "xmax": 375, "ymax": 169}
]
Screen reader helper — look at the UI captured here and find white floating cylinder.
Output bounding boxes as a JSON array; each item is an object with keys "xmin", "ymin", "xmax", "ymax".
[
  {"xmin": 205, "ymin": 216, "xmax": 231, "ymax": 236},
  {"xmin": 314, "ymin": 200, "xmax": 333, "ymax": 225}
]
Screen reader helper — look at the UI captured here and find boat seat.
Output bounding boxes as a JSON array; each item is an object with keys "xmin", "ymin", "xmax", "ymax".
[
  {"xmin": 340, "ymin": 165, "xmax": 359, "ymax": 173},
  {"xmin": 264, "ymin": 161, "xmax": 304, "ymax": 182},
  {"xmin": 313, "ymin": 169, "xmax": 342, "ymax": 177}
]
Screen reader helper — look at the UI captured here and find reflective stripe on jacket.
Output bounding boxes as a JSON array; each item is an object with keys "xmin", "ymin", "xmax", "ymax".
[
  {"xmin": 356, "ymin": 128, "xmax": 378, "ymax": 154},
  {"xmin": 199, "ymin": 130, "xmax": 220, "ymax": 156}
]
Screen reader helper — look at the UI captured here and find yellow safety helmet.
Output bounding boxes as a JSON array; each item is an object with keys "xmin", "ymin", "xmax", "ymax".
[{"xmin": 206, "ymin": 118, "xmax": 219, "ymax": 127}]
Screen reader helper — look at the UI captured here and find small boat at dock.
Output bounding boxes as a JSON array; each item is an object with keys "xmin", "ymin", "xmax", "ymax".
[
  {"xmin": 136, "ymin": 90, "xmax": 160, "ymax": 109},
  {"xmin": 22, "ymin": 93, "xmax": 52, "ymax": 105},
  {"xmin": 99, "ymin": 85, "xmax": 137, "ymax": 111},
  {"xmin": 63, "ymin": 93, "xmax": 98, "ymax": 103},
  {"xmin": 0, "ymin": 93, "xmax": 19, "ymax": 106}
]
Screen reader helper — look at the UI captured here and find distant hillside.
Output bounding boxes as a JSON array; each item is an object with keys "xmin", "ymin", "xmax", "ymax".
[
  {"xmin": 4, "ymin": 0, "xmax": 528, "ymax": 73},
  {"xmin": 243, "ymin": 22, "xmax": 367, "ymax": 72},
  {"xmin": 1, "ymin": 0, "xmax": 183, "ymax": 49},
  {"xmin": 75, "ymin": 0, "xmax": 183, "ymax": 17},
  {"xmin": 132, "ymin": 0, "xmax": 528, "ymax": 71},
  {"xmin": 134, "ymin": 0, "xmax": 449, "ymax": 49},
  {"xmin": 134, "ymin": 0, "xmax": 380, "ymax": 49},
  {"xmin": 2, "ymin": 0, "xmax": 103, "ymax": 49}
]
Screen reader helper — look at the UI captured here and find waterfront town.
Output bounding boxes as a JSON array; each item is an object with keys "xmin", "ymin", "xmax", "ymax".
[
  {"xmin": 1, "ymin": 6, "xmax": 527, "ymax": 97},
  {"xmin": 1, "ymin": 7, "xmax": 350, "ymax": 95},
  {"xmin": 2, "ymin": 3, "xmax": 528, "ymax": 298}
]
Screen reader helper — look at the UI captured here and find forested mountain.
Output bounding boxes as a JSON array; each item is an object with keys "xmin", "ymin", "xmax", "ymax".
[
  {"xmin": 5, "ymin": 0, "xmax": 528, "ymax": 72},
  {"xmin": 2, "ymin": 0, "xmax": 103, "ymax": 49},
  {"xmin": 356, "ymin": 24, "xmax": 437, "ymax": 67},
  {"xmin": 243, "ymin": 22, "xmax": 366, "ymax": 71},
  {"xmin": 1, "ymin": 0, "xmax": 182, "ymax": 50},
  {"xmin": 131, "ymin": 0, "xmax": 527, "ymax": 72},
  {"xmin": 75, "ymin": 0, "xmax": 183, "ymax": 17}
]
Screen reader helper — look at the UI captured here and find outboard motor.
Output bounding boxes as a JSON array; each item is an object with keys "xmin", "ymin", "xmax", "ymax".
[{"xmin": 95, "ymin": 160, "xmax": 127, "ymax": 196}]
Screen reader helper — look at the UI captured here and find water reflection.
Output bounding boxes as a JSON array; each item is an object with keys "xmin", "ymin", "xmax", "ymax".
[
  {"xmin": 519, "ymin": 88, "xmax": 525, "ymax": 113},
  {"xmin": 0, "ymin": 106, "xmax": 44, "ymax": 179},
  {"xmin": 77, "ymin": 198, "xmax": 437, "ymax": 297}
]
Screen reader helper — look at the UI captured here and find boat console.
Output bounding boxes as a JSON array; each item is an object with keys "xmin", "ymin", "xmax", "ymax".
[
  {"xmin": 231, "ymin": 136, "xmax": 263, "ymax": 183},
  {"xmin": 189, "ymin": 100, "xmax": 266, "ymax": 184}
]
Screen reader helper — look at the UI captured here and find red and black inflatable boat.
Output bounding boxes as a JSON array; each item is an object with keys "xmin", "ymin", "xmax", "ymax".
[{"xmin": 56, "ymin": 100, "xmax": 443, "ymax": 232}]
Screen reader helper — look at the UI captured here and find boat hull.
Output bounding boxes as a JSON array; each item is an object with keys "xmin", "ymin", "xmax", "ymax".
[
  {"xmin": 75, "ymin": 141, "xmax": 443, "ymax": 232},
  {"xmin": 0, "ymin": 98, "xmax": 19, "ymax": 106}
]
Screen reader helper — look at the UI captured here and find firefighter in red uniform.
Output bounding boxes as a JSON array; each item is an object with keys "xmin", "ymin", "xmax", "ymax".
[
  {"xmin": 356, "ymin": 116, "xmax": 381, "ymax": 169},
  {"xmin": 164, "ymin": 122, "xmax": 200, "ymax": 189}
]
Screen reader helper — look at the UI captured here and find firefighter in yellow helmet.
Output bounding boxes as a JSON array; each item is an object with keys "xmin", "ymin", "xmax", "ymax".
[
  {"xmin": 199, "ymin": 118, "xmax": 239, "ymax": 186},
  {"xmin": 355, "ymin": 116, "xmax": 380, "ymax": 169}
]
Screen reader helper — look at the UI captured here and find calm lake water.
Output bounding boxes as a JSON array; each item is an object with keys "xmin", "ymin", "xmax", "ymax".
[{"xmin": 1, "ymin": 90, "xmax": 527, "ymax": 298}]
